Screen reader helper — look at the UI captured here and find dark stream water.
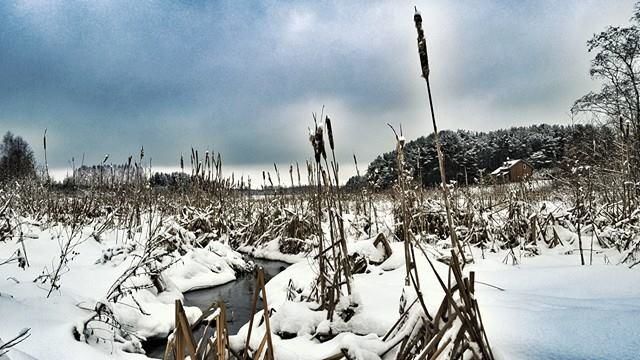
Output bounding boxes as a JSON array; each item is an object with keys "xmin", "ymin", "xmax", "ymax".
[{"xmin": 143, "ymin": 258, "xmax": 290, "ymax": 358}]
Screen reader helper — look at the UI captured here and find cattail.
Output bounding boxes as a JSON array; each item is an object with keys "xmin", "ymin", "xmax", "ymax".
[
  {"xmin": 414, "ymin": 7, "xmax": 429, "ymax": 78},
  {"xmin": 414, "ymin": 7, "xmax": 466, "ymax": 264},
  {"xmin": 325, "ymin": 116, "xmax": 334, "ymax": 151},
  {"xmin": 309, "ymin": 133, "xmax": 319, "ymax": 163},
  {"xmin": 310, "ymin": 126, "xmax": 327, "ymax": 163},
  {"xmin": 289, "ymin": 164, "xmax": 294, "ymax": 188},
  {"xmin": 353, "ymin": 154, "xmax": 360, "ymax": 177},
  {"xmin": 274, "ymin": 163, "xmax": 281, "ymax": 187},
  {"xmin": 296, "ymin": 162, "xmax": 301, "ymax": 187},
  {"xmin": 43, "ymin": 128, "xmax": 49, "ymax": 182},
  {"xmin": 71, "ymin": 156, "xmax": 75, "ymax": 180},
  {"xmin": 216, "ymin": 153, "xmax": 222, "ymax": 178},
  {"xmin": 318, "ymin": 127, "xmax": 326, "ymax": 160},
  {"xmin": 190, "ymin": 148, "xmax": 195, "ymax": 176},
  {"xmin": 205, "ymin": 151, "xmax": 210, "ymax": 180},
  {"xmin": 195, "ymin": 150, "xmax": 200, "ymax": 176},
  {"xmin": 180, "ymin": 154, "xmax": 184, "ymax": 173},
  {"xmin": 126, "ymin": 155, "xmax": 132, "ymax": 183}
]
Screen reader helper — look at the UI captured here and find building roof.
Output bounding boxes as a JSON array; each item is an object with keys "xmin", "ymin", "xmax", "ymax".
[{"xmin": 490, "ymin": 159, "xmax": 525, "ymax": 176}]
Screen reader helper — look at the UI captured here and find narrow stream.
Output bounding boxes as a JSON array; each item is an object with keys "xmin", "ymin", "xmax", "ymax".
[{"xmin": 143, "ymin": 258, "xmax": 290, "ymax": 358}]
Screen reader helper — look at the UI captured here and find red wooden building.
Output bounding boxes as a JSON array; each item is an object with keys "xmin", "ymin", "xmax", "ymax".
[{"xmin": 490, "ymin": 159, "xmax": 533, "ymax": 183}]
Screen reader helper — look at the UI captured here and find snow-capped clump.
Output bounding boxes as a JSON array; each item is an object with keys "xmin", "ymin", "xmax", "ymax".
[{"xmin": 0, "ymin": 215, "xmax": 250, "ymax": 359}]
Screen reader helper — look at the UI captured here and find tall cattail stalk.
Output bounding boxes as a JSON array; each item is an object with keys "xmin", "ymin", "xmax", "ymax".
[
  {"xmin": 274, "ymin": 163, "xmax": 281, "ymax": 188},
  {"xmin": 190, "ymin": 148, "xmax": 195, "ymax": 177},
  {"xmin": 353, "ymin": 154, "xmax": 360, "ymax": 178},
  {"xmin": 139, "ymin": 146, "xmax": 145, "ymax": 187},
  {"xmin": 310, "ymin": 125, "xmax": 327, "ymax": 307},
  {"xmin": 414, "ymin": 8, "xmax": 466, "ymax": 263},
  {"xmin": 262, "ymin": 171, "xmax": 267, "ymax": 190},
  {"xmin": 324, "ymin": 116, "xmax": 351, "ymax": 296},
  {"xmin": 43, "ymin": 129, "xmax": 50, "ymax": 184},
  {"xmin": 389, "ymin": 124, "xmax": 419, "ymax": 287},
  {"xmin": 308, "ymin": 114, "xmax": 353, "ymax": 318},
  {"xmin": 205, "ymin": 151, "xmax": 211, "ymax": 182},
  {"xmin": 125, "ymin": 156, "xmax": 132, "ymax": 185},
  {"xmin": 289, "ymin": 164, "xmax": 294, "ymax": 188},
  {"xmin": 71, "ymin": 156, "xmax": 76, "ymax": 186},
  {"xmin": 99, "ymin": 154, "xmax": 109, "ymax": 187},
  {"xmin": 195, "ymin": 150, "xmax": 200, "ymax": 179}
]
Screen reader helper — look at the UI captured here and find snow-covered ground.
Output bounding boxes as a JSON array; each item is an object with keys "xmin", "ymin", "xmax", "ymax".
[
  {"xmin": 1, "ymin": 209, "xmax": 639, "ymax": 359},
  {"xmin": 473, "ymin": 248, "xmax": 640, "ymax": 360},
  {"xmin": 0, "ymin": 217, "xmax": 248, "ymax": 359},
  {"xmin": 229, "ymin": 240, "xmax": 640, "ymax": 359}
]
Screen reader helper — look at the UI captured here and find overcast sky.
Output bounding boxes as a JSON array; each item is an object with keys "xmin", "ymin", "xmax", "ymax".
[{"xmin": 0, "ymin": 0, "xmax": 637, "ymax": 177}]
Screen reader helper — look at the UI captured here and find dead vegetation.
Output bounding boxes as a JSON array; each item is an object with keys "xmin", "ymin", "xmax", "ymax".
[{"xmin": 3, "ymin": 7, "xmax": 640, "ymax": 360}]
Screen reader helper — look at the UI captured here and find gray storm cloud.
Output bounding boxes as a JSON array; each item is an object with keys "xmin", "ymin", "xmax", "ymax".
[{"xmin": 0, "ymin": 0, "xmax": 635, "ymax": 172}]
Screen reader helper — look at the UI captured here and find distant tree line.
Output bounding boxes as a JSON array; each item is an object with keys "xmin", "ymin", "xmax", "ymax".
[
  {"xmin": 355, "ymin": 124, "xmax": 616, "ymax": 190},
  {"xmin": 149, "ymin": 172, "xmax": 191, "ymax": 188},
  {"xmin": 0, "ymin": 123, "xmax": 619, "ymax": 191},
  {"xmin": 0, "ymin": 131, "xmax": 36, "ymax": 183}
]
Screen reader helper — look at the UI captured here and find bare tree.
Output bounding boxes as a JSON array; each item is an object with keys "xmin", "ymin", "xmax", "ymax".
[
  {"xmin": 572, "ymin": 3, "xmax": 640, "ymax": 177},
  {"xmin": 0, "ymin": 132, "xmax": 36, "ymax": 182}
]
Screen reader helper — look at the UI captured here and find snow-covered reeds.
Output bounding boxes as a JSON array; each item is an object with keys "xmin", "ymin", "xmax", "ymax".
[
  {"xmin": 413, "ymin": 7, "xmax": 466, "ymax": 265},
  {"xmin": 305, "ymin": 111, "xmax": 354, "ymax": 321}
]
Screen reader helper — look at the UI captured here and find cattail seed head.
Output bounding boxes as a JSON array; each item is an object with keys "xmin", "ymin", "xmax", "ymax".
[
  {"xmin": 353, "ymin": 154, "xmax": 360, "ymax": 177},
  {"xmin": 325, "ymin": 116, "xmax": 334, "ymax": 151},
  {"xmin": 311, "ymin": 126, "xmax": 327, "ymax": 163},
  {"xmin": 309, "ymin": 133, "xmax": 320, "ymax": 163},
  {"xmin": 414, "ymin": 7, "xmax": 429, "ymax": 78}
]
